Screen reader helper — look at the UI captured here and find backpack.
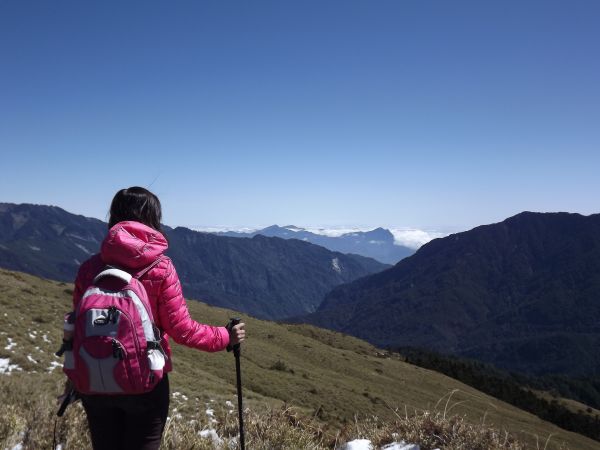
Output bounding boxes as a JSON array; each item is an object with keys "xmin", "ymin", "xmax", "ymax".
[{"xmin": 62, "ymin": 258, "xmax": 166, "ymax": 395}]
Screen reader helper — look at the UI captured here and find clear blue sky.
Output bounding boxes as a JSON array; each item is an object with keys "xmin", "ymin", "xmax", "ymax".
[{"xmin": 1, "ymin": 1, "xmax": 598, "ymax": 230}]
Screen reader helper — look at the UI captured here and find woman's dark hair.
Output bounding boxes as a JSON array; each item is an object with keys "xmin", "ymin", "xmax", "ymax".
[{"xmin": 108, "ymin": 187, "xmax": 163, "ymax": 232}]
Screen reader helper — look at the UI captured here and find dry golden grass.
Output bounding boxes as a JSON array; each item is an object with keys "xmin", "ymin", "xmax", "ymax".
[{"xmin": 0, "ymin": 372, "xmax": 574, "ymax": 450}]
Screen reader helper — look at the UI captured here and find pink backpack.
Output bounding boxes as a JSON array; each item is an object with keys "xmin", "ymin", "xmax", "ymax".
[{"xmin": 63, "ymin": 259, "xmax": 166, "ymax": 395}]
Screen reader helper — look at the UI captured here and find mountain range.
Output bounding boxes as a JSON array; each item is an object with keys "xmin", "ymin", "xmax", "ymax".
[
  {"xmin": 3, "ymin": 202, "xmax": 600, "ymax": 379},
  {"xmin": 298, "ymin": 212, "xmax": 600, "ymax": 377},
  {"xmin": 213, "ymin": 225, "xmax": 414, "ymax": 264},
  {"xmin": 0, "ymin": 203, "xmax": 388, "ymax": 319}
]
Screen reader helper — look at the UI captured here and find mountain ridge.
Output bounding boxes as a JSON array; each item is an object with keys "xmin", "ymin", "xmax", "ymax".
[
  {"xmin": 297, "ymin": 211, "xmax": 600, "ymax": 376},
  {"xmin": 0, "ymin": 202, "xmax": 389, "ymax": 319}
]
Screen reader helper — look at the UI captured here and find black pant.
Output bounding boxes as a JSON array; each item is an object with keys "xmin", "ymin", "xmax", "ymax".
[{"xmin": 81, "ymin": 375, "xmax": 170, "ymax": 450}]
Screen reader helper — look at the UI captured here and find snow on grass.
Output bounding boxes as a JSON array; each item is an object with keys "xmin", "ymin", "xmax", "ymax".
[
  {"xmin": 171, "ymin": 391, "xmax": 189, "ymax": 402},
  {"xmin": 340, "ymin": 441, "xmax": 426, "ymax": 450},
  {"xmin": 205, "ymin": 406, "xmax": 218, "ymax": 424},
  {"xmin": 42, "ymin": 334, "xmax": 51, "ymax": 343},
  {"xmin": 27, "ymin": 355, "xmax": 38, "ymax": 364},
  {"xmin": 382, "ymin": 443, "xmax": 423, "ymax": 450},
  {"xmin": 0, "ymin": 358, "xmax": 22, "ymax": 374},
  {"xmin": 198, "ymin": 428, "xmax": 222, "ymax": 445},
  {"xmin": 5, "ymin": 337, "xmax": 16, "ymax": 351},
  {"xmin": 340, "ymin": 439, "xmax": 373, "ymax": 450},
  {"xmin": 48, "ymin": 361, "xmax": 63, "ymax": 372}
]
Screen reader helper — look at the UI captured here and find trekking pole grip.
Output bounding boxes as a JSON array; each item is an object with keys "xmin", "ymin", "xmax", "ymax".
[{"xmin": 226, "ymin": 317, "xmax": 241, "ymax": 353}]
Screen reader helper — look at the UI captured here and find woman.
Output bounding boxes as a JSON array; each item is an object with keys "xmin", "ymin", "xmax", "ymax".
[{"xmin": 62, "ymin": 186, "xmax": 245, "ymax": 450}]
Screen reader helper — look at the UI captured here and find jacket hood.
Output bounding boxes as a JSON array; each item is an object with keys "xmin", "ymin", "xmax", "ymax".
[{"xmin": 100, "ymin": 221, "xmax": 168, "ymax": 270}]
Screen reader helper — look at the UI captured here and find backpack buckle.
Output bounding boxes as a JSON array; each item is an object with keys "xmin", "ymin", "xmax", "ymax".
[{"xmin": 111, "ymin": 339, "xmax": 124, "ymax": 360}]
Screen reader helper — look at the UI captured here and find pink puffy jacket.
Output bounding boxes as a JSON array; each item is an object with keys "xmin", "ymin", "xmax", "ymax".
[{"xmin": 73, "ymin": 221, "xmax": 230, "ymax": 372}]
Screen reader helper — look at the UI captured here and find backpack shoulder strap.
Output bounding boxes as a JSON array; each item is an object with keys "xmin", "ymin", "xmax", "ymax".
[{"xmin": 134, "ymin": 256, "xmax": 164, "ymax": 280}]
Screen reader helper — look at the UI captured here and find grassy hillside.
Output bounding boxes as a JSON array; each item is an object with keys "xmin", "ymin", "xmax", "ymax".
[{"xmin": 0, "ymin": 269, "xmax": 598, "ymax": 449}]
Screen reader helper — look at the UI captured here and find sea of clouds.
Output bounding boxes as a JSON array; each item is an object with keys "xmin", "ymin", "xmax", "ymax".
[{"xmin": 193, "ymin": 226, "xmax": 453, "ymax": 250}]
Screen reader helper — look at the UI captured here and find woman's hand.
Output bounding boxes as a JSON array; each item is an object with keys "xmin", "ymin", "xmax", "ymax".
[{"xmin": 229, "ymin": 322, "xmax": 246, "ymax": 346}]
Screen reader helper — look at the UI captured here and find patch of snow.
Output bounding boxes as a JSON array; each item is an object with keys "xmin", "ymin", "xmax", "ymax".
[
  {"xmin": 225, "ymin": 400, "xmax": 234, "ymax": 409},
  {"xmin": 11, "ymin": 443, "xmax": 23, "ymax": 450},
  {"xmin": 206, "ymin": 408, "xmax": 214, "ymax": 417},
  {"xmin": 28, "ymin": 332, "xmax": 36, "ymax": 339},
  {"xmin": 331, "ymin": 257, "xmax": 342, "ymax": 274},
  {"xmin": 0, "ymin": 358, "xmax": 21, "ymax": 374},
  {"xmin": 42, "ymin": 334, "xmax": 51, "ymax": 343},
  {"xmin": 27, "ymin": 354, "xmax": 38, "ymax": 364},
  {"xmin": 340, "ymin": 439, "xmax": 373, "ymax": 450},
  {"xmin": 198, "ymin": 429, "xmax": 222, "ymax": 444},
  {"xmin": 48, "ymin": 361, "xmax": 63, "ymax": 372},
  {"xmin": 74, "ymin": 259, "xmax": 81, "ymax": 265},
  {"xmin": 340, "ymin": 441, "xmax": 422, "ymax": 450},
  {"xmin": 29, "ymin": 245, "xmax": 41, "ymax": 251},
  {"xmin": 382, "ymin": 443, "xmax": 421, "ymax": 450},
  {"xmin": 74, "ymin": 243, "xmax": 92, "ymax": 255},
  {"xmin": 5, "ymin": 337, "xmax": 16, "ymax": 351}
]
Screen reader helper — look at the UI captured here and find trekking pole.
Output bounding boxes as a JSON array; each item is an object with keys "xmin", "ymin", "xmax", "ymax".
[
  {"xmin": 57, "ymin": 389, "xmax": 77, "ymax": 417},
  {"xmin": 54, "ymin": 389, "xmax": 78, "ymax": 449},
  {"xmin": 226, "ymin": 317, "xmax": 245, "ymax": 450}
]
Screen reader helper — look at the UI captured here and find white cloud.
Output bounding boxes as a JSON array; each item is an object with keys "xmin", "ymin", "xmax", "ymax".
[
  {"xmin": 192, "ymin": 225, "xmax": 453, "ymax": 250},
  {"xmin": 193, "ymin": 226, "xmax": 259, "ymax": 234},
  {"xmin": 389, "ymin": 228, "xmax": 449, "ymax": 250}
]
